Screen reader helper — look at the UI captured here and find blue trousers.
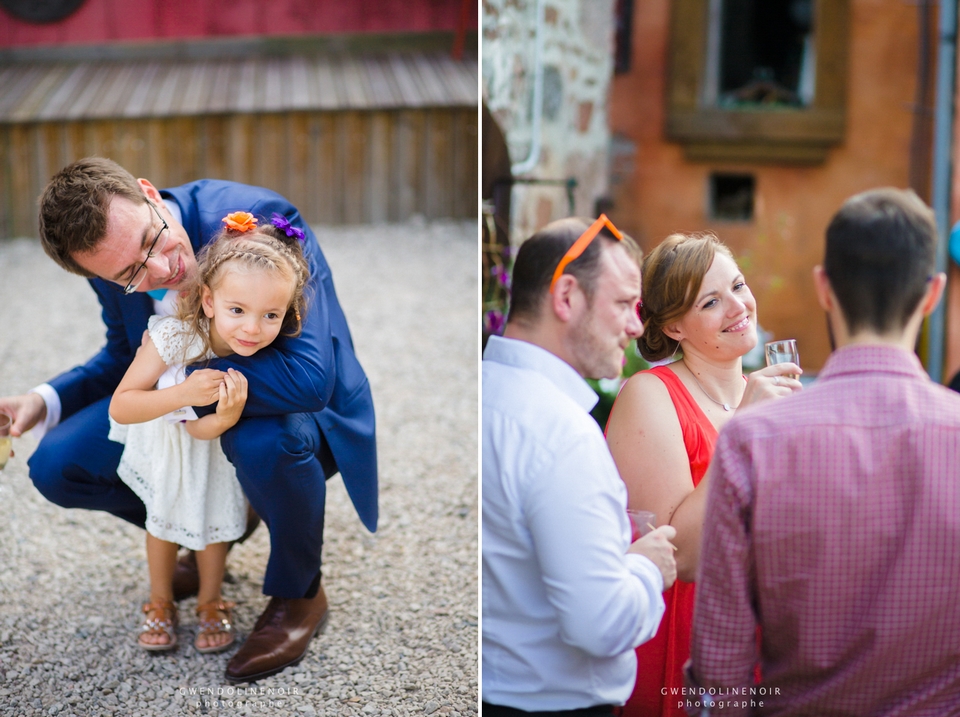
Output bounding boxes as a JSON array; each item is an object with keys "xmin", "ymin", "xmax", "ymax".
[{"xmin": 28, "ymin": 396, "xmax": 335, "ymax": 599}]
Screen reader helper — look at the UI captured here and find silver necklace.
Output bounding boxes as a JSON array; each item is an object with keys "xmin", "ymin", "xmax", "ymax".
[{"xmin": 689, "ymin": 371, "xmax": 738, "ymax": 412}]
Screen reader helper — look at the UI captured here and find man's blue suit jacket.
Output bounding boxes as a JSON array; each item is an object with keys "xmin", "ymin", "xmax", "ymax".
[{"xmin": 46, "ymin": 180, "xmax": 378, "ymax": 532}]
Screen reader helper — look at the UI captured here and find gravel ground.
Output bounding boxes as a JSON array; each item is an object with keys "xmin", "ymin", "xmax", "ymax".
[{"xmin": 0, "ymin": 219, "xmax": 478, "ymax": 717}]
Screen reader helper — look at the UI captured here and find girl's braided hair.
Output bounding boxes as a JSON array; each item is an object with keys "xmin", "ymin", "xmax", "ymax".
[{"xmin": 176, "ymin": 219, "xmax": 310, "ymax": 361}]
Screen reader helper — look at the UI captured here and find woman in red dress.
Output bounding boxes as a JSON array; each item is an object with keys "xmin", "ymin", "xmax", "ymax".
[{"xmin": 605, "ymin": 233, "xmax": 801, "ymax": 717}]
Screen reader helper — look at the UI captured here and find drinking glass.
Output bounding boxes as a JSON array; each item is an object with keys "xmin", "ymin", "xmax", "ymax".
[
  {"xmin": 765, "ymin": 339, "xmax": 800, "ymax": 380},
  {"xmin": 0, "ymin": 412, "xmax": 12, "ymax": 473},
  {"xmin": 627, "ymin": 510, "xmax": 657, "ymax": 541}
]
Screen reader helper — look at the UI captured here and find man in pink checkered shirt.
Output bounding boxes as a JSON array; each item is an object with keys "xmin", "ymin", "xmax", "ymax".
[{"xmin": 685, "ymin": 188, "xmax": 960, "ymax": 716}]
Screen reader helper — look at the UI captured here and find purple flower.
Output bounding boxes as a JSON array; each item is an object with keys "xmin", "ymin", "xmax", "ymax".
[
  {"xmin": 271, "ymin": 213, "xmax": 306, "ymax": 242},
  {"xmin": 485, "ymin": 310, "xmax": 506, "ymax": 335}
]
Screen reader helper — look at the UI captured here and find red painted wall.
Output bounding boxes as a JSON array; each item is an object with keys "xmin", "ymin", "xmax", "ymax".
[
  {"xmin": 608, "ymin": 0, "xmax": 924, "ymax": 373},
  {"xmin": 0, "ymin": 0, "xmax": 477, "ymax": 48}
]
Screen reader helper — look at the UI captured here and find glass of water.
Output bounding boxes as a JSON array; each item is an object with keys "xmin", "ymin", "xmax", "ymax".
[
  {"xmin": 764, "ymin": 339, "xmax": 800, "ymax": 380},
  {"xmin": 0, "ymin": 411, "xmax": 12, "ymax": 473}
]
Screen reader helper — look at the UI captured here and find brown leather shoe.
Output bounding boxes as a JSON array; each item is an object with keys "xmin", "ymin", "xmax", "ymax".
[
  {"xmin": 171, "ymin": 508, "xmax": 262, "ymax": 601},
  {"xmin": 224, "ymin": 585, "xmax": 329, "ymax": 683}
]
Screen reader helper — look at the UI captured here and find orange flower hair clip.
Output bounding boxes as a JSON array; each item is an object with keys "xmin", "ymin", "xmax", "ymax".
[{"xmin": 223, "ymin": 211, "xmax": 258, "ymax": 233}]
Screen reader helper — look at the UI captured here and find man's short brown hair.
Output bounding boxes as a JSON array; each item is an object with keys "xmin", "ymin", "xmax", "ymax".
[
  {"xmin": 38, "ymin": 157, "xmax": 147, "ymax": 277},
  {"xmin": 507, "ymin": 217, "xmax": 642, "ymax": 324}
]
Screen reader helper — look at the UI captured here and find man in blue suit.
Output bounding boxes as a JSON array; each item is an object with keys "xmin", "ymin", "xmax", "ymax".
[{"xmin": 0, "ymin": 157, "xmax": 377, "ymax": 682}]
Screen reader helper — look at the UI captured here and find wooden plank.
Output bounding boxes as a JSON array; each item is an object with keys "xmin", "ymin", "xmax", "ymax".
[
  {"xmin": 339, "ymin": 111, "xmax": 368, "ymax": 223},
  {"xmin": 9, "ymin": 124, "xmax": 33, "ymax": 236},
  {"xmin": 255, "ymin": 113, "xmax": 287, "ymax": 199},
  {"xmin": 145, "ymin": 119, "xmax": 167, "ymax": 187},
  {"xmin": 0, "ymin": 125, "xmax": 9, "ymax": 237},
  {"xmin": 227, "ymin": 114, "xmax": 253, "ymax": 185},
  {"xmin": 394, "ymin": 110, "xmax": 424, "ymax": 219},
  {"xmin": 365, "ymin": 111, "xmax": 391, "ymax": 223},
  {"xmin": 425, "ymin": 109, "xmax": 453, "ymax": 217},
  {"xmin": 454, "ymin": 108, "xmax": 479, "ymax": 218},
  {"xmin": 284, "ymin": 113, "xmax": 310, "ymax": 214},
  {"xmin": 313, "ymin": 113, "xmax": 338, "ymax": 223},
  {"xmin": 200, "ymin": 115, "xmax": 228, "ymax": 180},
  {"xmin": 115, "ymin": 119, "xmax": 149, "ymax": 179}
]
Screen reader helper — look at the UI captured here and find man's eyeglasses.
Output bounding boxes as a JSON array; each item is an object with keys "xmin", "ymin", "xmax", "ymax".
[
  {"xmin": 123, "ymin": 202, "xmax": 169, "ymax": 294},
  {"xmin": 549, "ymin": 214, "xmax": 623, "ymax": 293}
]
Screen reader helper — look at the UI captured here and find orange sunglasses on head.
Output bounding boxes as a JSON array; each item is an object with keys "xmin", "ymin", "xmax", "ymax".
[{"xmin": 549, "ymin": 214, "xmax": 623, "ymax": 293}]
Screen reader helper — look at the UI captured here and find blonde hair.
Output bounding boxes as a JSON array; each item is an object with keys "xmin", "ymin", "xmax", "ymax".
[
  {"xmin": 637, "ymin": 232, "xmax": 735, "ymax": 362},
  {"xmin": 176, "ymin": 223, "xmax": 310, "ymax": 362}
]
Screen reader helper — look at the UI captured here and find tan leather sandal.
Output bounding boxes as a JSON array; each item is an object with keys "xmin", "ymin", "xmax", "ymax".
[
  {"xmin": 138, "ymin": 598, "xmax": 178, "ymax": 651},
  {"xmin": 195, "ymin": 599, "xmax": 237, "ymax": 654}
]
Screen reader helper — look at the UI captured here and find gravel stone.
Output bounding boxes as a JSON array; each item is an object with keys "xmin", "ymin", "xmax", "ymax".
[{"xmin": 0, "ymin": 220, "xmax": 478, "ymax": 716}]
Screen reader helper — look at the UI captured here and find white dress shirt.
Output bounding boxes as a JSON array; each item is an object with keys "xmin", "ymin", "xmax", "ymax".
[
  {"xmin": 30, "ymin": 201, "xmax": 183, "ymax": 440},
  {"xmin": 482, "ymin": 335, "xmax": 666, "ymax": 711}
]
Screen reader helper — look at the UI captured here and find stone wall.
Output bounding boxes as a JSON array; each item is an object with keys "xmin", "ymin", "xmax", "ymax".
[{"xmin": 482, "ymin": 0, "xmax": 616, "ymax": 243}]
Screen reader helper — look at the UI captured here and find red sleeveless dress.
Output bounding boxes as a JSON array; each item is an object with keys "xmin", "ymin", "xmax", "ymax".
[{"xmin": 617, "ymin": 365, "xmax": 718, "ymax": 717}]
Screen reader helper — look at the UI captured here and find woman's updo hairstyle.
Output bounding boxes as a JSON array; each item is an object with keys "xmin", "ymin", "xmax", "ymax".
[{"xmin": 637, "ymin": 232, "xmax": 734, "ymax": 362}]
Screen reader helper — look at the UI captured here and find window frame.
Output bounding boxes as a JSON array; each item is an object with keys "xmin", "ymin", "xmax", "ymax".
[{"xmin": 665, "ymin": 0, "xmax": 850, "ymax": 164}]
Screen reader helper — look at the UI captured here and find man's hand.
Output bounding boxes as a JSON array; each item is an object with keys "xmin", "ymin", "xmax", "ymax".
[
  {"xmin": 629, "ymin": 525, "xmax": 679, "ymax": 590},
  {"xmin": 179, "ymin": 369, "xmax": 227, "ymax": 407},
  {"xmin": 0, "ymin": 393, "xmax": 47, "ymax": 437},
  {"xmin": 214, "ymin": 369, "xmax": 248, "ymax": 428}
]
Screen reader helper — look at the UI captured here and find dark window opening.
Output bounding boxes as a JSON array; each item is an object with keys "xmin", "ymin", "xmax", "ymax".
[
  {"xmin": 614, "ymin": 0, "xmax": 634, "ymax": 74},
  {"xmin": 710, "ymin": 173, "xmax": 755, "ymax": 221},
  {"xmin": 717, "ymin": 0, "xmax": 815, "ymax": 107}
]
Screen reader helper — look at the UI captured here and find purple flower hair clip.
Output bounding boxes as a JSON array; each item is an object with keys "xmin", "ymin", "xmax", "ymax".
[{"xmin": 271, "ymin": 213, "xmax": 306, "ymax": 243}]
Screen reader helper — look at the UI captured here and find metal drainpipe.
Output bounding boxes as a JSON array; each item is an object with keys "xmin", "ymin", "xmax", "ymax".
[
  {"xmin": 928, "ymin": 0, "xmax": 957, "ymax": 382},
  {"xmin": 511, "ymin": 0, "xmax": 545, "ymax": 176}
]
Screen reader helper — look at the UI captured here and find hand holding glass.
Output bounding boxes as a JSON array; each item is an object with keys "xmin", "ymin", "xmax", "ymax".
[
  {"xmin": 0, "ymin": 411, "xmax": 12, "ymax": 473},
  {"xmin": 627, "ymin": 510, "xmax": 657, "ymax": 541},
  {"xmin": 765, "ymin": 339, "xmax": 800, "ymax": 380}
]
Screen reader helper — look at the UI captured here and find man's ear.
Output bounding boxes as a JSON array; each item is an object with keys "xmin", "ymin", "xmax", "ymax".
[
  {"xmin": 549, "ymin": 274, "xmax": 583, "ymax": 323},
  {"xmin": 919, "ymin": 271, "xmax": 947, "ymax": 317},
  {"xmin": 137, "ymin": 178, "xmax": 163, "ymax": 204},
  {"xmin": 201, "ymin": 285, "xmax": 215, "ymax": 319},
  {"xmin": 812, "ymin": 265, "xmax": 834, "ymax": 312}
]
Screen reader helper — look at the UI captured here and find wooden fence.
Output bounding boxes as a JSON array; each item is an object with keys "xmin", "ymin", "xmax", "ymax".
[{"xmin": 0, "ymin": 47, "xmax": 478, "ymax": 238}]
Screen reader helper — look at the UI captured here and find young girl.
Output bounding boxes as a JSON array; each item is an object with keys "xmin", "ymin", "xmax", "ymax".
[{"xmin": 109, "ymin": 211, "xmax": 309, "ymax": 653}]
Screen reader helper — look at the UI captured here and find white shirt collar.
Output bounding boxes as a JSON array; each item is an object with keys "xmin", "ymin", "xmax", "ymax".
[{"xmin": 483, "ymin": 334, "xmax": 599, "ymax": 413}]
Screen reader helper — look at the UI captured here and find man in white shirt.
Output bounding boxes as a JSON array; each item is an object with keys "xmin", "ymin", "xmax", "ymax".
[{"xmin": 483, "ymin": 216, "xmax": 678, "ymax": 716}]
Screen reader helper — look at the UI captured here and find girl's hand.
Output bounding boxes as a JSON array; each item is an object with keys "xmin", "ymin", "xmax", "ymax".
[
  {"xmin": 740, "ymin": 363, "xmax": 803, "ymax": 407},
  {"xmin": 215, "ymin": 369, "xmax": 248, "ymax": 426},
  {"xmin": 180, "ymin": 368, "xmax": 227, "ymax": 406}
]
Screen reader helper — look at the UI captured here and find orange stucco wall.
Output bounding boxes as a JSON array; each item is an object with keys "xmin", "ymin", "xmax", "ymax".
[{"xmin": 608, "ymin": 0, "xmax": 925, "ymax": 373}]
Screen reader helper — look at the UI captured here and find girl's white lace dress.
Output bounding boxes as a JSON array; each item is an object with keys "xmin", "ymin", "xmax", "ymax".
[{"xmin": 108, "ymin": 315, "xmax": 248, "ymax": 550}]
